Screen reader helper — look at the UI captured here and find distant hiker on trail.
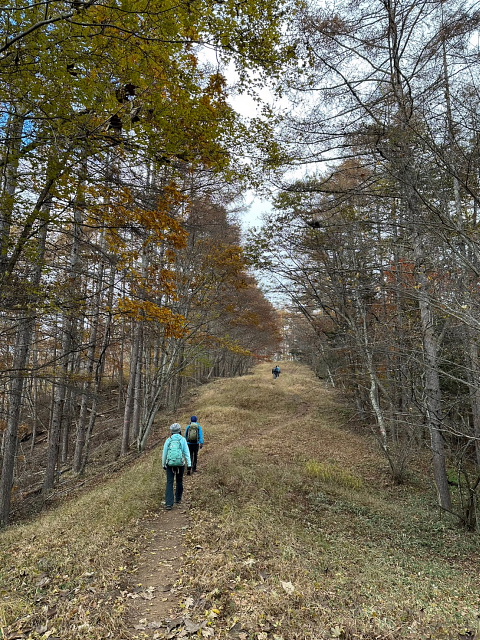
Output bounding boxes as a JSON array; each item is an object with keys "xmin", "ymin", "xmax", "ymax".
[
  {"xmin": 272, "ymin": 365, "xmax": 281, "ymax": 379},
  {"xmin": 162, "ymin": 423, "xmax": 191, "ymax": 510},
  {"xmin": 185, "ymin": 416, "xmax": 204, "ymax": 474}
]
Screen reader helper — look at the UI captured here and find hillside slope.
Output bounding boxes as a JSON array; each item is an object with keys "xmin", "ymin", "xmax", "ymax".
[
  {"xmin": 183, "ymin": 362, "xmax": 480, "ymax": 640},
  {"xmin": 1, "ymin": 362, "xmax": 479, "ymax": 640}
]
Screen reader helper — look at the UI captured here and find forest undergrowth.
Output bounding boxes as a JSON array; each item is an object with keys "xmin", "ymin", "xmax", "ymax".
[{"xmin": 1, "ymin": 362, "xmax": 480, "ymax": 640}]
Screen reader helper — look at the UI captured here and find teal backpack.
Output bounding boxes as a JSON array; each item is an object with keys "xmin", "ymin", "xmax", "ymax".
[{"xmin": 166, "ymin": 437, "xmax": 184, "ymax": 466}]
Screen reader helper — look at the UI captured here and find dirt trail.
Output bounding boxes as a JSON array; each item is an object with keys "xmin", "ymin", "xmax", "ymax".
[{"xmin": 125, "ymin": 491, "xmax": 194, "ymax": 639}]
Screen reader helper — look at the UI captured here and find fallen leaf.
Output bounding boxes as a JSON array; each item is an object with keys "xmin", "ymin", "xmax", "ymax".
[
  {"xmin": 147, "ymin": 621, "xmax": 163, "ymax": 629},
  {"xmin": 184, "ymin": 618, "xmax": 202, "ymax": 633},
  {"xmin": 281, "ymin": 581, "xmax": 295, "ymax": 595},
  {"xmin": 36, "ymin": 577, "xmax": 50, "ymax": 588},
  {"xmin": 206, "ymin": 609, "xmax": 219, "ymax": 620},
  {"xmin": 167, "ymin": 617, "xmax": 184, "ymax": 632}
]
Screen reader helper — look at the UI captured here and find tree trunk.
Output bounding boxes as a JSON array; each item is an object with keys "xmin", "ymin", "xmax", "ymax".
[
  {"xmin": 0, "ymin": 108, "xmax": 25, "ymax": 269},
  {"xmin": 43, "ymin": 321, "xmax": 72, "ymax": 494},
  {"xmin": 382, "ymin": 0, "xmax": 452, "ymax": 511},
  {"xmin": 72, "ymin": 246, "xmax": 107, "ymax": 473},
  {"xmin": 412, "ymin": 229, "xmax": 452, "ymax": 511},
  {"xmin": 131, "ymin": 324, "xmax": 144, "ymax": 442},
  {"xmin": 467, "ymin": 334, "xmax": 480, "ymax": 469},
  {"xmin": 77, "ymin": 263, "xmax": 115, "ymax": 473},
  {"xmin": 121, "ymin": 321, "xmax": 141, "ymax": 455},
  {"xmin": 0, "ymin": 317, "xmax": 33, "ymax": 526},
  {"xmin": 0, "ymin": 209, "xmax": 48, "ymax": 525},
  {"xmin": 43, "ymin": 181, "xmax": 83, "ymax": 493}
]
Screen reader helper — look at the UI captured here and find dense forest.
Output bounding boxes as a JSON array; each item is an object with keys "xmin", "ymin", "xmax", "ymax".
[
  {"xmin": 4, "ymin": 0, "xmax": 480, "ymax": 535},
  {"xmin": 0, "ymin": 0, "xmax": 288, "ymax": 526},
  {"xmin": 249, "ymin": 0, "xmax": 480, "ymax": 530}
]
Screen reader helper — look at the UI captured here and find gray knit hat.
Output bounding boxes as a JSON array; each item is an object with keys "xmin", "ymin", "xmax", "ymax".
[{"xmin": 170, "ymin": 423, "xmax": 181, "ymax": 433}]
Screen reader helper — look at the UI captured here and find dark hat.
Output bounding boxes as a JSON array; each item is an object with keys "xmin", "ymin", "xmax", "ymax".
[
  {"xmin": 170, "ymin": 423, "xmax": 181, "ymax": 433},
  {"xmin": 191, "ymin": 416, "xmax": 198, "ymax": 422}
]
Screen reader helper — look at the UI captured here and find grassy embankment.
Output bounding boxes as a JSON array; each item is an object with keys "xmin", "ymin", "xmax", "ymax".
[{"xmin": 1, "ymin": 362, "xmax": 480, "ymax": 639}]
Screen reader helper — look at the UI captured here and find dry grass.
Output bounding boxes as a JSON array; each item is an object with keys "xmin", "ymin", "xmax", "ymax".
[
  {"xmin": 2, "ymin": 362, "xmax": 480, "ymax": 640},
  {"xmin": 184, "ymin": 362, "xmax": 480, "ymax": 640},
  {"xmin": 0, "ymin": 454, "xmax": 163, "ymax": 639}
]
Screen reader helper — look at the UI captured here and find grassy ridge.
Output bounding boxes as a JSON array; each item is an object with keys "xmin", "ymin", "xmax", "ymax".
[
  {"xmin": 185, "ymin": 363, "xmax": 480, "ymax": 639},
  {"xmin": 1, "ymin": 362, "xmax": 479, "ymax": 639}
]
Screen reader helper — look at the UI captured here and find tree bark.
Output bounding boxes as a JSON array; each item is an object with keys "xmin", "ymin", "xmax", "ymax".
[
  {"xmin": 0, "ymin": 210, "xmax": 49, "ymax": 525},
  {"xmin": 0, "ymin": 317, "xmax": 33, "ymax": 526}
]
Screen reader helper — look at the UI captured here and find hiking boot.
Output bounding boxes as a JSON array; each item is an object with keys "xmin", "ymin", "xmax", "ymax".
[{"xmin": 165, "ymin": 505, "xmax": 172, "ymax": 510}]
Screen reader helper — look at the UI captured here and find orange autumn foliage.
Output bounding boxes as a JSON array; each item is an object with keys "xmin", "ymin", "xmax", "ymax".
[{"xmin": 118, "ymin": 298, "xmax": 187, "ymax": 338}]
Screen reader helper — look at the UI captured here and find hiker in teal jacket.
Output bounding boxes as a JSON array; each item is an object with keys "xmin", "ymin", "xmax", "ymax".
[
  {"xmin": 162, "ymin": 423, "xmax": 191, "ymax": 510},
  {"xmin": 185, "ymin": 416, "xmax": 204, "ymax": 474}
]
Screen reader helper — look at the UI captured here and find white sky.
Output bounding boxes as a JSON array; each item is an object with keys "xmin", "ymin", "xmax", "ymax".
[
  {"xmin": 209, "ymin": 58, "xmax": 279, "ymax": 231},
  {"xmin": 240, "ymin": 191, "xmax": 273, "ymax": 230}
]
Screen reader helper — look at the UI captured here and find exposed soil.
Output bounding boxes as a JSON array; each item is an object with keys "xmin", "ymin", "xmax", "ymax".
[{"xmin": 124, "ymin": 481, "xmax": 200, "ymax": 640}]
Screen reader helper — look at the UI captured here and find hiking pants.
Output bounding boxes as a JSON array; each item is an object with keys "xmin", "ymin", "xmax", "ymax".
[
  {"xmin": 188, "ymin": 443, "xmax": 200, "ymax": 471},
  {"xmin": 165, "ymin": 465, "xmax": 185, "ymax": 507}
]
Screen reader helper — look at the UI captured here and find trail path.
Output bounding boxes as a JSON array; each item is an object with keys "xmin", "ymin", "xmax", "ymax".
[
  {"xmin": 123, "ymin": 362, "xmax": 359, "ymax": 639},
  {"xmin": 123, "ymin": 364, "xmax": 328, "ymax": 639},
  {"xmin": 125, "ymin": 488, "xmax": 199, "ymax": 640}
]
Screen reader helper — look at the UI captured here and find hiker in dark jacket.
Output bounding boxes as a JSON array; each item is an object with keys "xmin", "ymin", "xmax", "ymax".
[
  {"xmin": 162, "ymin": 423, "xmax": 191, "ymax": 510},
  {"xmin": 272, "ymin": 365, "xmax": 281, "ymax": 379},
  {"xmin": 185, "ymin": 416, "xmax": 204, "ymax": 474}
]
